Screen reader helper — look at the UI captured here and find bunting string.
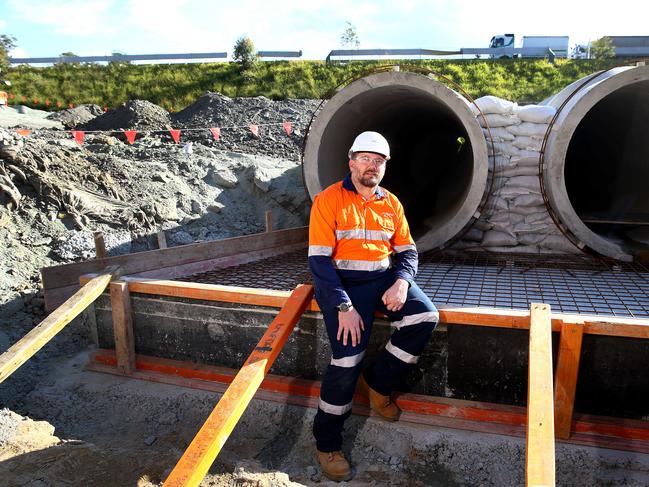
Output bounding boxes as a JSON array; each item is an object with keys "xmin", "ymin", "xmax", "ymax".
[{"xmin": 9, "ymin": 121, "xmax": 295, "ymax": 145}]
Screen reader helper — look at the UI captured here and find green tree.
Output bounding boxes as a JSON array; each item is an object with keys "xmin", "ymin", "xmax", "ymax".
[
  {"xmin": 233, "ymin": 36, "xmax": 257, "ymax": 70},
  {"xmin": 590, "ymin": 36, "xmax": 615, "ymax": 59},
  {"xmin": 340, "ymin": 21, "xmax": 360, "ymax": 48},
  {"xmin": 0, "ymin": 34, "xmax": 17, "ymax": 72}
]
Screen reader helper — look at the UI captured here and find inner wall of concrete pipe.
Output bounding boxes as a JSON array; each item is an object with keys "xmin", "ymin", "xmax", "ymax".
[
  {"xmin": 543, "ymin": 66, "xmax": 649, "ymax": 261},
  {"xmin": 303, "ymin": 72, "xmax": 488, "ymax": 252}
]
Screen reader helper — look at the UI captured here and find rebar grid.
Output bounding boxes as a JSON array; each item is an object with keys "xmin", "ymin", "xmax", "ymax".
[{"xmin": 180, "ymin": 250, "xmax": 649, "ymax": 318}]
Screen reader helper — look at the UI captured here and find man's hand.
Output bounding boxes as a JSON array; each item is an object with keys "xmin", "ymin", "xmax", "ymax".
[
  {"xmin": 337, "ymin": 308, "xmax": 365, "ymax": 347},
  {"xmin": 382, "ymin": 278, "xmax": 409, "ymax": 312}
]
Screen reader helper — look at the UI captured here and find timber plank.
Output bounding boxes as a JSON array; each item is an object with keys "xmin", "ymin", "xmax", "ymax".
[
  {"xmin": 526, "ymin": 303, "xmax": 556, "ymax": 487},
  {"xmin": 41, "ymin": 227, "xmax": 308, "ymax": 290},
  {"xmin": 554, "ymin": 322, "xmax": 584, "ymax": 439},
  {"xmin": 0, "ymin": 272, "xmax": 114, "ymax": 383},
  {"xmin": 163, "ymin": 283, "xmax": 314, "ymax": 487},
  {"xmin": 110, "ymin": 281, "xmax": 136, "ymax": 375}
]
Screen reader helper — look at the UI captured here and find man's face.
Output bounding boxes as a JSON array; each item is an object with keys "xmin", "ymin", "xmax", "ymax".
[{"xmin": 349, "ymin": 152, "xmax": 387, "ymax": 188}]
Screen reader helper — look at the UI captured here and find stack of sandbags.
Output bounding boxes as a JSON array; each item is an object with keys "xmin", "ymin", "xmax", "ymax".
[{"xmin": 453, "ymin": 96, "xmax": 577, "ymax": 255}]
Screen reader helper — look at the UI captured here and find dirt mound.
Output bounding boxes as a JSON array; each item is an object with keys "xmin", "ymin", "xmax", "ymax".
[
  {"xmin": 47, "ymin": 104, "xmax": 104, "ymax": 129},
  {"xmin": 79, "ymin": 100, "xmax": 171, "ymax": 132},
  {"xmin": 171, "ymin": 92, "xmax": 321, "ymax": 161}
]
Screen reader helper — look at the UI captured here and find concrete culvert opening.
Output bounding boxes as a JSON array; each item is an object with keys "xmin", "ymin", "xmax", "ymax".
[
  {"xmin": 303, "ymin": 71, "xmax": 488, "ymax": 252},
  {"xmin": 543, "ymin": 66, "xmax": 649, "ymax": 261}
]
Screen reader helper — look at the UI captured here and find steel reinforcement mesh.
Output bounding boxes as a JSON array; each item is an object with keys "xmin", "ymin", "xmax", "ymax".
[{"xmin": 181, "ymin": 249, "xmax": 649, "ymax": 318}]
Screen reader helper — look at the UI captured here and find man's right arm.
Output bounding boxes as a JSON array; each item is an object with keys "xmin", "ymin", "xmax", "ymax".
[{"xmin": 308, "ymin": 192, "xmax": 350, "ymax": 309}]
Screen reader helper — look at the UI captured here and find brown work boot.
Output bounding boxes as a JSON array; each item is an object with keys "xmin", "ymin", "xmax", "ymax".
[
  {"xmin": 316, "ymin": 449, "xmax": 352, "ymax": 481},
  {"xmin": 357, "ymin": 374, "xmax": 401, "ymax": 421}
]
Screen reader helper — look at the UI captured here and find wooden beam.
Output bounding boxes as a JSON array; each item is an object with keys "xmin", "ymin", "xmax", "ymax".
[
  {"xmin": 157, "ymin": 231, "xmax": 168, "ymax": 249},
  {"xmin": 0, "ymin": 272, "xmax": 115, "ymax": 384},
  {"xmin": 41, "ymin": 226, "xmax": 308, "ymax": 290},
  {"xmin": 162, "ymin": 284, "xmax": 314, "ymax": 487},
  {"xmin": 526, "ymin": 303, "xmax": 556, "ymax": 487},
  {"xmin": 80, "ymin": 277, "xmax": 649, "ymax": 339},
  {"xmin": 94, "ymin": 231, "xmax": 107, "ymax": 259},
  {"xmin": 554, "ymin": 321, "xmax": 584, "ymax": 440},
  {"xmin": 110, "ymin": 281, "xmax": 136, "ymax": 375},
  {"xmin": 265, "ymin": 210, "xmax": 273, "ymax": 232}
]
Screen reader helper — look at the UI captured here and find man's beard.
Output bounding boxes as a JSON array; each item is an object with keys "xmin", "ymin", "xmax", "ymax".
[{"xmin": 359, "ymin": 170, "xmax": 381, "ymax": 187}]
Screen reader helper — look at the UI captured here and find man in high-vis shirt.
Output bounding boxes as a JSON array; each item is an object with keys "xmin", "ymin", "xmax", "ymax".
[{"xmin": 309, "ymin": 131, "xmax": 439, "ymax": 481}]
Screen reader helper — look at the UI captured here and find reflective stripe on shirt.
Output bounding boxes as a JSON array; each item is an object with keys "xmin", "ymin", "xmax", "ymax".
[
  {"xmin": 336, "ymin": 229, "xmax": 393, "ymax": 242},
  {"xmin": 333, "ymin": 257, "xmax": 391, "ymax": 271},
  {"xmin": 308, "ymin": 245, "xmax": 333, "ymax": 257}
]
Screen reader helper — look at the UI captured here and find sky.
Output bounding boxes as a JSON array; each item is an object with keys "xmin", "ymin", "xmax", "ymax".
[{"xmin": 1, "ymin": 0, "xmax": 648, "ymax": 62}]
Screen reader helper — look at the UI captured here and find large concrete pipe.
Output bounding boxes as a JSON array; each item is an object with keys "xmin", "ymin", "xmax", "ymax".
[
  {"xmin": 542, "ymin": 65, "xmax": 649, "ymax": 261},
  {"xmin": 303, "ymin": 71, "xmax": 489, "ymax": 252}
]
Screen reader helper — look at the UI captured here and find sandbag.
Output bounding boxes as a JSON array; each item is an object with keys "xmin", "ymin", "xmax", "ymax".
[
  {"xmin": 476, "ymin": 245, "xmax": 541, "ymax": 254},
  {"xmin": 514, "ymin": 104, "xmax": 556, "ymax": 123},
  {"xmin": 517, "ymin": 233, "xmax": 546, "ymax": 245},
  {"xmin": 471, "ymin": 96, "xmax": 517, "ymax": 115},
  {"xmin": 508, "ymin": 204, "xmax": 547, "ymax": 216},
  {"xmin": 506, "ymin": 122, "xmax": 549, "ymax": 137},
  {"xmin": 512, "ymin": 193, "xmax": 545, "ymax": 207},
  {"xmin": 482, "ymin": 127, "xmax": 516, "ymax": 141},
  {"xmin": 482, "ymin": 230, "xmax": 518, "ymax": 247},
  {"xmin": 463, "ymin": 227, "xmax": 485, "ymax": 242},
  {"xmin": 498, "ymin": 186, "xmax": 541, "ymax": 199},
  {"xmin": 539, "ymin": 234, "xmax": 578, "ymax": 253},
  {"xmin": 487, "ymin": 141, "xmax": 520, "ymax": 156},
  {"xmin": 499, "ymin": 165, "xmax": 539, "ymax": 177},
  {"xmin": 481, "ymin": 113, "xmax": 521, "ymax": 128},
  {"xmin": 505, "ymin": 175, "xmax": 541, "ymax": 191},
  {"xmin": 513, "ymin": 221, "xmax": 551, "ymax": 234},
  {"xmin": 489, "ymin": 154, "xmax": 515, "ymax": 170},
  {"xmin": 525, "ymin": 211, "xmax": 553, "ymax": 225},
  {"xmin": 512, "ymin": 136, "xmax": 543, "ymax": 151},
  {"xmin": 511, "ymin": 151, "xmax": 540, "ymax": 166},
  {"xmin": 473, "ymin": 220, "xmax": 494, "ymax": 231}
]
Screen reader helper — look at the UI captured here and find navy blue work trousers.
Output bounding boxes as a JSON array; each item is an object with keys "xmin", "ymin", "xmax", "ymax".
[{"xmin": 313, "ymin": 270, "xmax": 438, "ymax": 452}]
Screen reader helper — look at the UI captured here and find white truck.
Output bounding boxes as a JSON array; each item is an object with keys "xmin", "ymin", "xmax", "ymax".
[{"xmin": 488, "ymin": 34, "xmax": 570, "ymax": 58}]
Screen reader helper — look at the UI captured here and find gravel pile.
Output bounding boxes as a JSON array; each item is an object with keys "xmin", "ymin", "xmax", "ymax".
[
  {"xmin": 170, "ymin": 92, "xmax": 320, "ymax": 160},
  {"xmin": 46, "ymin": 104, "xmax": 105, "ymax": 129},
  {"xmin": 78, "ymin": 99, "xmax": 172, "ymax": 132}
]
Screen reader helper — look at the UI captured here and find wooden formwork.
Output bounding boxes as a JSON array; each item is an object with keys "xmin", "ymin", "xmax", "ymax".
[{"xmin": 40, "ymin": 227, "xmax": 649, "ymax": 454}]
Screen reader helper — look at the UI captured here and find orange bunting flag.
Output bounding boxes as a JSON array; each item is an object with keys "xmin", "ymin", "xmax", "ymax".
[
  {"xmin": 56, "ymin": 101, "xmax": 62, "ymax": 108},
  {"xmin": 169, "ymin": 129, "xmax": 181, "ymax": 143},
  {"xmin": 15, "ymin": 129, "xmax": 31, "ymax": 137},
  {"xmin": 45, "ymin": 99, "xmax": 51, "ymax": 106},
  {"xmin": 68, "ymin": 103, "xmax": 74, "ymax": 109},
  {"xmin": 209, "ymin": 127, "xmax": 220, "ymax": 141},
  {"xmin": 283, "ymin": 121, "xmax": 293, "ymax": 136},
  {"xmin": 20, "ymin": 96, "xmax": 26, "ymax": 102},
  {"xmin": 8, "ymin": 93, "xmax": 14, "ymax": 99},
  {"xmin": 71, "ymin": 130, "xmax": 85, "ymax": 145},
  {"xmin": 124, "ymin": 130, "xmax": 137, "ymax": 144},
  {"xmin": 249, "ymin": 124, "xmax": 259, "ymax": 137},
  {"xmin": 33, "ymin": 99, "xmax": 39, "ymax": 105}
]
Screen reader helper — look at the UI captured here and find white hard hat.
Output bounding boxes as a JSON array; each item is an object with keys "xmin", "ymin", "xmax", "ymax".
[{"xmin": 348, "ymin": 131, "xmax": 390, "ymax": 159}]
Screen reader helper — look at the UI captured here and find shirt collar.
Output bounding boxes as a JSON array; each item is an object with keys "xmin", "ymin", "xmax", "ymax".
[{"xmin": 342, "ymin": 173, "xmax": 385, "ymax": 199}]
